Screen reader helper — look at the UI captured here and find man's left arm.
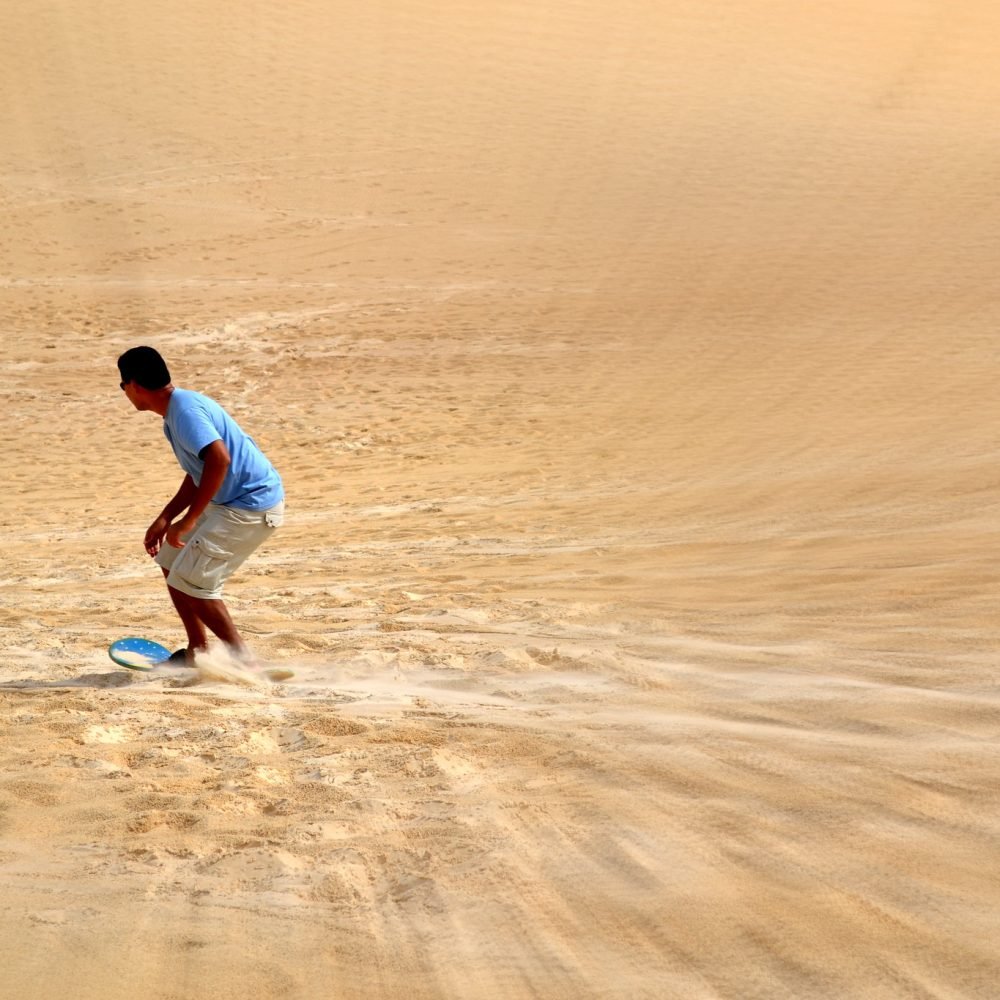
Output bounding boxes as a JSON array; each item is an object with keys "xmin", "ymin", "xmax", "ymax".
[{"xmin": 165, "ymin": 439, "xmax": 231, "ymax": 548}]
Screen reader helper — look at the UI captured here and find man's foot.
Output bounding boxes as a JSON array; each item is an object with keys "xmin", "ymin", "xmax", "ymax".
[{"xmin": 167, "ymin": 648, "xmax": 192, "ymax": 666}]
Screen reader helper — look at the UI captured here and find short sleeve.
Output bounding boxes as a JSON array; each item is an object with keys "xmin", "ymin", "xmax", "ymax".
[{"xmin": 173, "ymin": 397, "xmax": 221, "ymax": 456}]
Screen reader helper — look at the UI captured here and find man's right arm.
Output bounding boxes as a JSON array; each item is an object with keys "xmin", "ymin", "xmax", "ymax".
[{"xmin": 144, "ymin": 475, "xmax": 196, "ymax": 556}]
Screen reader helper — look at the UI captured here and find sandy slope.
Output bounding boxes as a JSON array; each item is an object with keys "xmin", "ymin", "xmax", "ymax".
[{"xmin": 2, "ymin": 1, "xmax": 999, "ymax": 997}]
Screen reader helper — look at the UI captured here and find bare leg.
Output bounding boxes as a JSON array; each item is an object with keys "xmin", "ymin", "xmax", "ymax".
[
  {"xmin": 163, "ymin": 569, "xmax": 207, "ymax": 652},
  {"xmin": 167, "ymin": 584, "xmax": 252, "ymax": 661}
]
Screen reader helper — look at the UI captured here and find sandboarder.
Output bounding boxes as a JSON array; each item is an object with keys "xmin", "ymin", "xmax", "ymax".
[{"xmin": 117, "ymin": 346, "xmax": 284, "ymax": 665}]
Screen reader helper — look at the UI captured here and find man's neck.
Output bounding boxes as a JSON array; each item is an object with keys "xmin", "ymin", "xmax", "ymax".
[{"xmin": 148, "ymin": 384, "xmax": 175, "ymax": 417}]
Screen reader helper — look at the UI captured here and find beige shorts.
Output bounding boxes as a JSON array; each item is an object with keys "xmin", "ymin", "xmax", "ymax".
[{"xmin": 155, "ymin": 502, "xmax": 283, "ymax": 601}]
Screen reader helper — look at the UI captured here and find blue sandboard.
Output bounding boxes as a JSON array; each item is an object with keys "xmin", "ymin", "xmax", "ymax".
[{"xmin": 108, "ymin": 637, "xmax": 174, "ymax": 671}]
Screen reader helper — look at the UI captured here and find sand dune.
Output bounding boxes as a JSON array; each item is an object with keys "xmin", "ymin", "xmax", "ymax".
[{"xmin": 2, "ymin": 1, "xmax": 999, "ymax": 997}]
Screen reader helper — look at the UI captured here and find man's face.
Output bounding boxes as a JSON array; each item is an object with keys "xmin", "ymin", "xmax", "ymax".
[{"xmin": 120, "ymin": 379, "xmax": 148, "ymax": 411}]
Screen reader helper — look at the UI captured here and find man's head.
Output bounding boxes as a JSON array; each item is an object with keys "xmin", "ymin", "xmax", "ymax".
[
  {"xmin": 118, "ymin": 346, "xmax": 171, "ymax": 390},
  {"xmin": 118, "ymin": 346, "xmax": 173, "ymax": 413}
]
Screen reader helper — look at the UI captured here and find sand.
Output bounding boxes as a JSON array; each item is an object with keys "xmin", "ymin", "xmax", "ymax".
[{"xmin": 2, "ymin": 1, "xmax": 999, "ymax": 997}]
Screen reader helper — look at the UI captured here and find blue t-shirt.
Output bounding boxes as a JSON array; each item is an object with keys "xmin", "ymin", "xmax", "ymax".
[{"xmin": 163, "ymin": 388, "xmax": 283, "ymax": 510}]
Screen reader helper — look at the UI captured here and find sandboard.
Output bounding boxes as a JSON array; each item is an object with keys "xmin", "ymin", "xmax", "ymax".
[
  {"xmin": 108, "ymin": 636, "xmax": 294, "ymax": 682},
  {"xmin": 108, "ymin": 637, "xmax": 173, "ymax": 671}
]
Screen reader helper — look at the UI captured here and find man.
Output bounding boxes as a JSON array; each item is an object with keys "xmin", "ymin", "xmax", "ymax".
[{"xmin": 117, "ymin": 346, "xmax": 284, "ymax": 664}]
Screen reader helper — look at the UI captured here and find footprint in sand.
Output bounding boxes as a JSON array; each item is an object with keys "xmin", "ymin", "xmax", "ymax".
[{"xmin": 80, "ymin": 724, "xmax": 133, "ymax": 745}]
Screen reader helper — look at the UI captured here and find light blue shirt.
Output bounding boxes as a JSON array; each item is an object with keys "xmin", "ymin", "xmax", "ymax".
[{"xmin": 163, "ymin": 388, "xmax": 283, "ymax": 510}]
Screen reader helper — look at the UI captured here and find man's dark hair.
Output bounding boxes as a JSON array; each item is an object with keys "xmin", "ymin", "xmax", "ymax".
[{"xmin": 118, "ymin": 346, "xmax": 171, "ymax": 390}]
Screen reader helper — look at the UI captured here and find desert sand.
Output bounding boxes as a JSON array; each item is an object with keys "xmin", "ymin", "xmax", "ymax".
[{"xmin": 2, "ymin": 1, "xmax": 999, "ymax": 997}]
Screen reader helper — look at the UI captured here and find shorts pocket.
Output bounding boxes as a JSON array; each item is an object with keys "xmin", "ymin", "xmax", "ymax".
[{"xmin": 187, "ymin": 536, "xmax": 234, "ymax": 595}]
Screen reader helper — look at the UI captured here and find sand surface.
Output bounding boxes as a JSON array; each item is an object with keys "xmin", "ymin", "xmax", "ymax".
[{"xmin": 2, "ymin": 1, "xmax": 999, "ymax": 997}]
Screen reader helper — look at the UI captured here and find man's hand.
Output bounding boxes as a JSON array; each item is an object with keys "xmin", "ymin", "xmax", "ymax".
[
  {"xmin": 146, "ymin": 444, "xmax": 228, "ymax": 555},
  {"xmin": 144, "ymin": 516, "xmax": 169, "ymax": 557},
  {"xmin": 166, "ymin": 513, "xmax": 197, "ymax": 549}
]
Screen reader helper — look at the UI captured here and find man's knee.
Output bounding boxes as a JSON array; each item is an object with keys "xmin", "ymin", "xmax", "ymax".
[
  {"xmin": 168, "ymin": 583, "xmax": 196, "ymax": 607},
  {"xmin": 168, "ymin": 584, "xmax": 222, "ymax": 614}
]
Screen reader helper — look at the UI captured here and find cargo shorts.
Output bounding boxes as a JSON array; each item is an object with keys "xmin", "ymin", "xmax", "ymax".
[{"xmin": 155, "ymin": 501, "xmax": 283, "ymax": 601}]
